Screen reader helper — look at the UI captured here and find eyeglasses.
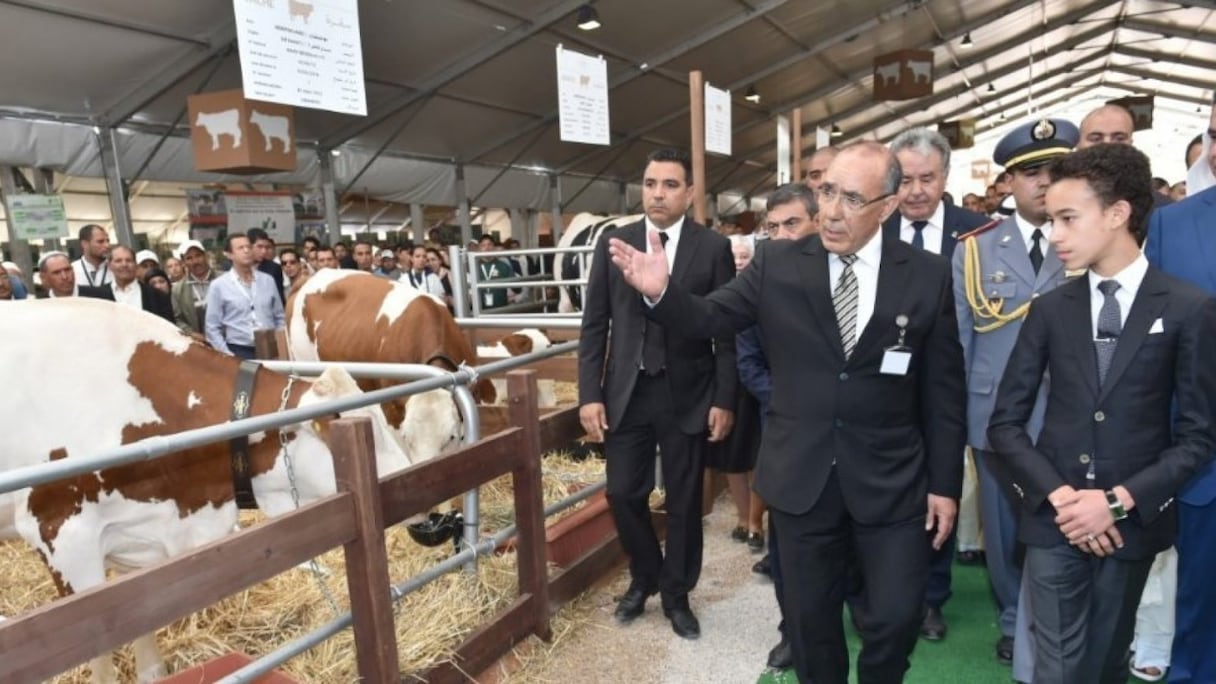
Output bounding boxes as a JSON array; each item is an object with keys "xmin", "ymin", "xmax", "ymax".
[{"xmin": 815, "ymin": 183, "xmax": 892, "ymax": 212}]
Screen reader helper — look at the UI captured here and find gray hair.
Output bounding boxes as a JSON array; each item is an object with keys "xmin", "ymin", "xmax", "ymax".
[
  {"xmin": 766, "ymin": 182, "xmax": 819, "ymax": 217},
  {"xmin": 889, "ymin": 127, "xmax": 952, "ymax": 175}
]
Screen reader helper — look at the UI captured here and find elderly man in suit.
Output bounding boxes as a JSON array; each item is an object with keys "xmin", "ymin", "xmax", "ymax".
[
  {"xmin": 989, "ymin": 143, "xmax": 1216, "ymax": 684},
  {"xmin": 578, "ymin": 147, "xmax": 736, "ymax": 640},
  {"xmin": 1143, "ymin": 93, "xmax": 1216, "ymax": 684},
  {"xmin": 885, "ymin": 126, "xmax": 991, "ymax": 641},
  {"xmin": 608, "ymin": 141, "xmax": 966, "ymax": 684},
  {"xmin": 952, "ymin": 118, "xmax": 1078, "ymax": 669},
  {"xmin": 80, "ymin": 245, "xmax": 173, "ymax": 323}
]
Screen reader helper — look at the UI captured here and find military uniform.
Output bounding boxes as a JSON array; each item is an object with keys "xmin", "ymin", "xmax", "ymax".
[{"xmin": 950, "ymin": 117, "xmax": 1079, "ymax": 672}]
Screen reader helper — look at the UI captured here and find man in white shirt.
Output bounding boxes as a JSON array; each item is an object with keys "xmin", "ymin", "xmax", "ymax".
[
  {"xmin": 36, "ymin": 252, "xmax": 78, "ymax": 298},
  {"xmin": 204, "ymin": 234, "xmax": 285, "ymax": 360},
  {"xmin": 72, "ymin": 224, "xmax": 113, "ymax": 287}
]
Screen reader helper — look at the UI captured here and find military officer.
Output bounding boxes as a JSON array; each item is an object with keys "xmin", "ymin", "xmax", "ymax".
[{"xmin": 951, "ymin": 117, "xmax": 1079, "ymax": 672}]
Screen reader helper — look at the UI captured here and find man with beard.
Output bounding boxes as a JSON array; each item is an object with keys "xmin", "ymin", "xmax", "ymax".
[
  {"xmin": 72, "ymin": 224, "xmax": 113, "ymax": 287},
  {"xmin": 172, "ymin": 240, "xmax": 216, "ymax": 343}
]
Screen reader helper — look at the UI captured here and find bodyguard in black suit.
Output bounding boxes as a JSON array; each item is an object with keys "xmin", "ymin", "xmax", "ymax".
[
  {"xmin": 608, "ymin": 142, "xmax": 966, "ymax": 684},
  {"xmin": 883, "ymin": 126, "xmax": 991, "ymax": 642},
  {"xmin": 988, "ymin": 144, "xmax": 1216, "ymax": 683},
  {"xmin": 577, "ymin": 148, "xmax": 736, "ymax": 640}
]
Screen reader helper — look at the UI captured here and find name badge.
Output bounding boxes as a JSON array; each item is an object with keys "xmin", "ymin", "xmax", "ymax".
[
  {"xmin": 483, "ymin": 292, "xmax": 495, "ymax": 307},
  {"xmin": 881, "ymin": 347, "xmax": 912, "ymax": 375}
]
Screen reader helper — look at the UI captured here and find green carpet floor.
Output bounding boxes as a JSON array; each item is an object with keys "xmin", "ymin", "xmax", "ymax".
[{"xmin": 755, "ymin": 560, "xmax": 1144, "ymax": 684}]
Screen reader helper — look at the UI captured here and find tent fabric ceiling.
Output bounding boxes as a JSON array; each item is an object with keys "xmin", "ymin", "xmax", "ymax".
[{"xmin": 0, "ymin": 0, "xmax": 1213, "ymax": 211}]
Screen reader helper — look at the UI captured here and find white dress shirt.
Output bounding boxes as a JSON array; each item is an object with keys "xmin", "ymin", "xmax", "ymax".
[
  {"xmin": 828, "ymin": 230, "xmax": 884, "ymax": 350},
  {"xmin": 899, "ymin": 201, "xmax": 946, "ymax": 255},
  {"xmin": 111, "ymin": 280, "xmax": 142, "ymax": 310},
  {"xmin": 1014, "ymin": 213, "xmax": 1052, "ymax": 262},
  {"xmin": 73, "ymin": 258, "xmax": 112, "ymax": 287},
  {"xmin": 1088, "ymin": 254, "xmax": 1148, "ymax": 338},
  {"xmin": 645, "ymin": 215, "xmax": 685, "ymax": 274}
]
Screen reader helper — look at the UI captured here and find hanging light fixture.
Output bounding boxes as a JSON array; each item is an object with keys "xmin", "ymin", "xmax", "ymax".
[
  {"xmin": 987, "ymin": 83, "xmax": 996, "ymax": 94},
  {"xmin": 961, "ymin": 32, "xmax": 973, "ymax": 48},
  {"xmin": 830, "ymin": 124, "xmax": 843, "ymax": 138},
  {"xmin": 576, "ymin": 5, "xmax": 601, "ymax": 31},
  {"xmin": 745, "ymin": 85, "xmax": 761, "ymax": 103}
]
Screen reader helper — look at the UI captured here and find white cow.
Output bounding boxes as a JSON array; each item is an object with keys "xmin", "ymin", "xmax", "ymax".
[
  {"xmin": 875, "ymin": 62, "xmax": 902, "ymax": 86},
  {"xmin": 477, "ymin": 329, "xmax": 557, "ymax": 408},
  {"xmin": 0, "ymin": 299, "xmax": 411, "ymax": 683},
  {"xmin": 193, "ymin": 108, "xmax": 242, "ymax": 150},
  {"xmin": 250, "ymin": 110, "xmax": 292, "ymax": 153},
  {"xmin": 555, "ymin": 212, "xmax": 642, "ymax": 312},
  {"xmin": 907, "ymin": 60, "xmax": 932, "ymax": 84}
]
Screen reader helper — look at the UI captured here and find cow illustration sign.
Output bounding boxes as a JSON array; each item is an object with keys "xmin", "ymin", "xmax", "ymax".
[{"xmin": 188, "ymin": 89, "xmax": 296, "ymax": 174}]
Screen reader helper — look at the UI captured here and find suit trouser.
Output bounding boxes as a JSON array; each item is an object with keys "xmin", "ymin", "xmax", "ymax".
[
  {"xmin": 1023, "ymin": 544, "xmax": 1154, "ymax": 684},
  {"xmin": 772, "ymin": 471, "xmax": 928, "ymax": 684},
  {"xmin": 976, "ymin": 448, "xmax": 1021, "ymax": 637},
  {"xmin": 769, "ymin": 516, "xmax": 787, "ymax": 636},
  {"xmin": 1170, "ymin": 501, "xmax": 1216, "ymax": 683},
  {"xmin": 604, "ymin": 373, "xmax": 706, "ymax": 603}
]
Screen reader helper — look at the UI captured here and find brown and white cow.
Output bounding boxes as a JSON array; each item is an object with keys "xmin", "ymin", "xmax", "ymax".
[
  {"xmin": 476, "ymin": 328, "xmax": 557, "ymax": 408},
  {"xmin": 0, "ymin": 298, "xmax": 411, "ymax": 683},
  {"xmin": 555, "ymin": 212, "xmax": 642, "ymax": 312},
  {"xmin": 287, "ymin": 269, "xmax": 495, "ymax": 467}
]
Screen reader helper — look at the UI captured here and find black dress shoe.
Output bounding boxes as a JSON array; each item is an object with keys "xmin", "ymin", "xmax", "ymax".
[
  {"xmin": 957, "ymin": 550, "xmax": 986, "ymax": 565},
  {"xmin": 767, "ymin": 636, "xmax": 793, "ymax": 669},
  {"xmin": 731, "ymin": 525, "xmax": 749, "ymax": 542},
  {"xmin": 752, "ymin": 553, "xmax": 772, "ymax": 575},
  {"xmin": 747, "ymin": 531, "xmax": 765, "ymax": 553},
  {"xmin": 995, "ymin": 635, "xmax": 1014, "ymax": 664},
  {"xmin": 920, "ymin": 605, "xmax": 947, "ymax": 641},
  {"xmin": 614, "ymin": 585, "xmax": 656, "ymax": 624},
  {"xmin": 663, "ymin": 604, "xmax": 701, "ymax": 639}
]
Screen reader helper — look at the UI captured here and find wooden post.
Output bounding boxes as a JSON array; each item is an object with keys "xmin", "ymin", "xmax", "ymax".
[
  {"xmin": 791, "ymin": 108, "xmax": 803, "ymax": 185},
  {"xmin": 688, "ymin": 70, "xmax": 708, "ymax": 225},
  {"xmin": 506, "ymin": 370, "xmax": 553, "ymax": 641},
  {"xmin": 329, "ymin": 418, "xmax": 401, "ymax": 683},
  {"xmin": 254, "ymin": 329, "xmax": 279, "ymax": 360}
]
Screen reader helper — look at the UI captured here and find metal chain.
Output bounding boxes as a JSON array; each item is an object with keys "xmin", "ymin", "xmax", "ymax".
[{"xmin": 277, "ymin": 374, "xmax": 342, "ymax": 616}]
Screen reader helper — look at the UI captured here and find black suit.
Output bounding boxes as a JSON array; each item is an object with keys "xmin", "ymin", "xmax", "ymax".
[
  {"xmin": 881, "ymin": 202, "xmax": 990, "ymax": 259},
  {"xmin": 988, "ymin": 266, "xmax": 1216, "ymax": 683},
  {"xmin": 578, "ymin": 219, "xmax": 735, "ymax": 605},
  {"xmin": 257, "ymin": 260, "xmax": 285, "ymax": 305},
  {"xmin": 881, "ymin": 201, "xmax": 989, "ymax": 612},
  {"xmin": 79, "ymin": 283, "xmax": 174, "ymax": 324},
  {"xmin": 647, "ymin": 233, "xmax": 966, "ymax": 684}
]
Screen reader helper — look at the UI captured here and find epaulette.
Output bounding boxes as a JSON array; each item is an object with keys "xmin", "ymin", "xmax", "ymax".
[{"xmin": 957, "ymin": 218, "xmax": 1001, "ymax": 241}]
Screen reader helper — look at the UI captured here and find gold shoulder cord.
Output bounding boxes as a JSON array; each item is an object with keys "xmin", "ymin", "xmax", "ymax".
[{"xmin": 963, "ymin": 237, "xmax": 1032, "ymax": 333}]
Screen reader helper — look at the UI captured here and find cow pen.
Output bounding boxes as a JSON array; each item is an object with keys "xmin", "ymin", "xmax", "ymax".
[{"xmin": 0, "ymin": 335, "xmax": 630, "ymax": 682}]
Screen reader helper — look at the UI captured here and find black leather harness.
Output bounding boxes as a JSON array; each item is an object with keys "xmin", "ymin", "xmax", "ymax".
[{"xmin": 228, "ymin": 360, "xmax": 261, "ymax": 510}]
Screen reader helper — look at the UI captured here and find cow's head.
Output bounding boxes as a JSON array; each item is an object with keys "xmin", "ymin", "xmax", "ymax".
[
  {"xmin": 498, "ymin": 328, "xmax": 553, "ymax": 357},
  {"xmin": 256, "ymin": 367, "xmax": 410, "ymax": 516}
]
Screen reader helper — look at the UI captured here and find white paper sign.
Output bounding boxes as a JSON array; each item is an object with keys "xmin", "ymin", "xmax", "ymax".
[
  {"xmin": 556, "ymin": 45, "xmax": 610, "ymax": 145},
  {"xmin": 7, "ymin": 194, "xmax": 69, "ymax": 240},
  {"xmin": 225, "ymin": 193, "xmax": 297, "ymax": 245},
  {"xmin": 233, "ymin": 0, "xmax": 367, "ymax": 116},
  {"xmin": 705, "ymin": 83, "xmax": 732, "ymax": 156},
  {"xmin": 816, "ymin": 126, "xmax": 831, "ymax": 150},
  {"xmin": 776, "ymin": 115, "xmax": 791, "ymax": 185}
]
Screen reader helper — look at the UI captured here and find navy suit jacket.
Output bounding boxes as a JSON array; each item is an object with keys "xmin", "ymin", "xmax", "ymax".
[
  {"xmin": 1145, "ymin": 185, "xmax": 1216, "ymax": 506},
  {"xmin": 882, "ymin": 202, "xmax": 991, "ymax": 258}
]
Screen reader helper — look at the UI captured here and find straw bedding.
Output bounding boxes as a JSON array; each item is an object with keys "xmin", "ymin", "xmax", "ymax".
[{"xmin": 0, "ymin": 438, "xmax": 606, "ymax": 682}]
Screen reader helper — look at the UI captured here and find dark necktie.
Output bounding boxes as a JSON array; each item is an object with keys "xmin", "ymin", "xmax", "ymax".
[
  {"xmin": 910, "ymin": 220, "xmax": 928, "ymax": 251},
  {"xmin": 833, "ymin": 254, "xmax": 860, "ymax": 358},
  {"xmin": 1095, "ymin": 279, "xmax": 1122, "ymax": 386},
  {"xmin": 1029, "ymin": 229, "xmax": 1045, "ymax": 275},
  {"xmin": 641, "ymin": 231, "xmax": 670, "ymax": 375}
]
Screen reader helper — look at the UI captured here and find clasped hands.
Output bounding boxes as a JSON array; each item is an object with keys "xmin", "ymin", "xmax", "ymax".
[{"xmin": 1050, "ymin": 485, "xmax": 1125, "ymax": 557}]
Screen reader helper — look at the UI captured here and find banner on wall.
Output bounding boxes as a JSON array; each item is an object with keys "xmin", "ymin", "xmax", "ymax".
[
  {"xmin": 187, "ymin": 189, "xmax": 326, "ymax": 246},
  {"xmin": 7, "ymin": 194, "xmax": 69, "ymax": 240}
]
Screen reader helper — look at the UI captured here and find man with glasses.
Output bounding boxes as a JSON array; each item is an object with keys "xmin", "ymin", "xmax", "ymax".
[
  {"xmin": 607, "ymin": 141, "xmax": 966, "ymax": 683},
  {"xmin": 279, "ymin": 248, "xmax": 304, "ymax": 290},
  {"xmin": 952, "ymin": 118, "xmax": 1078, "ymax": 671}
]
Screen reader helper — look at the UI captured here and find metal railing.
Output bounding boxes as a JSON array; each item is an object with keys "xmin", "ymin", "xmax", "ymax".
[{"xmin": 450, "ymin": 243, "xmax": 594, "ymax": 319}]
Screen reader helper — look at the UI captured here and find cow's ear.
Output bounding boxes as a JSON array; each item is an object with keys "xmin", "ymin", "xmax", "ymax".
[
  {"xmin": 500, "ymin": 333, "xmax": 533, "ymax": 356},
  {"xmin": 473, "ymin": 378, "xmax": 497, "ymax": 403}
]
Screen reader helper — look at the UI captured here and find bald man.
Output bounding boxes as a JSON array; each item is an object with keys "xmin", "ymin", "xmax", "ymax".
[{"xmin": 1078, "ymin": 104, "xmax": 1135, "ymax": 149}]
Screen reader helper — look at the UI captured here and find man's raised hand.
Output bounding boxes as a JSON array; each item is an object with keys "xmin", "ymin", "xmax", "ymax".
[{"xmin": 608, "ymin": 230, "xmax": 670, "ymax": 299}]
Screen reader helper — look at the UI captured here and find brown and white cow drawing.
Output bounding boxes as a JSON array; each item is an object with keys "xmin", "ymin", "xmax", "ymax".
[
  {"xmin": 287, "ymin": 269, "xmax": 495, "ymax": 468},
  {"xmin": 0, "ymin": 298, "xmax": 411, "ymax": 683}
]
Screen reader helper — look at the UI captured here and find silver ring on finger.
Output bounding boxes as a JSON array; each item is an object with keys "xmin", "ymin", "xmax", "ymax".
[{"xmin": 1086, "ymin": 533, "xmax": 1096, "ymax": 543}]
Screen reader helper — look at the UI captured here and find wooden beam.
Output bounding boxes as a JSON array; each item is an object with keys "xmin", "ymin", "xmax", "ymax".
[
  {"xmin": 689, "ymin": 70, "xmax": 708, "ymax": 225},
  {"xmin": 508, "ymin": 371, "xmax": 553, "ymax": 642}
]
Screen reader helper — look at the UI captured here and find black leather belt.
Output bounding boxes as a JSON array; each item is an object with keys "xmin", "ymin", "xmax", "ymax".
[{"xmin": 229, "ymin": 360, "xmax": 260, "ymax": 510}]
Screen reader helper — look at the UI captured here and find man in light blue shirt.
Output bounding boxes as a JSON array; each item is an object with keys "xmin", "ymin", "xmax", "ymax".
[{"xmin": 204, "ymin": 234, "xmax": 284, "ymax": 359}]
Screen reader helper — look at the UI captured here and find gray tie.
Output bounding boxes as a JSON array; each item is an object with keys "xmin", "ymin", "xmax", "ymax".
[
  {"xmin": 1095, "ymin": 279, "xmax": 1122, "ymax": 386},
  {"xmin": 834, "ymin": 254, "xmax": 859, "ymax": 358}
]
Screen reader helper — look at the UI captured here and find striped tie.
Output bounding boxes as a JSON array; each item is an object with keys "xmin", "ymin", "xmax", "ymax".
[{"xmin": 834, "ymin": 254, "xmax": 859, "ymax": 358}]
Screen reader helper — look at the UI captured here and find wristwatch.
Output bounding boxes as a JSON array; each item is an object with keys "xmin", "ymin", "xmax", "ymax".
[{"xmin": 1105, "ymin": 490, "xmax": 1128, "ymax": 522}]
